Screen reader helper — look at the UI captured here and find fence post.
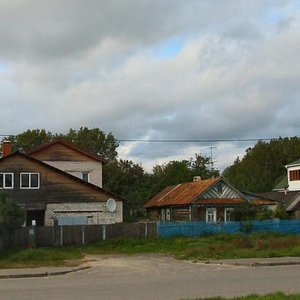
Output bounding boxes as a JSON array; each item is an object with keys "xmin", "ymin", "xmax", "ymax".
[
  {"xmin": 60, "ymin": 226, "xmax": 63, "ymax": 246},
  {"xmin": 82, "ymin": 226, "xmax": 85, "ymax": 245},
  {"xmin": 102, "ymin": 225, "xmax": 106, "ymax": 241},
  {"xmin": 145, "ymin": 222, "xmax": 148, "ymax": 238}
]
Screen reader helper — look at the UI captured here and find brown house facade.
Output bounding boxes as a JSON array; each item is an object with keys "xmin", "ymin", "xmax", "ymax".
[
  {"xmin": 0, "ymin": 142, "xmax": 123, "ymax": 226},
  {"xmin": 144, "ymin": 177, "xmax": 248, "ymax": 222}
]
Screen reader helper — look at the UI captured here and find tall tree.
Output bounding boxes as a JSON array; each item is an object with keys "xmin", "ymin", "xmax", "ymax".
[
  {"xmin": 6, "ymin": 129, "xmax": 53, "ymax": 152},
  {"xmin": 103, "ymin": 159, "xmax": 149, "ymax": 221},
  {"xmin": 223, "ymin": 137, "xmax": 300, "ymax": 192},
  {"xmin": 59, "ymin": 127, "xmax": 119, "ymax": 161}
]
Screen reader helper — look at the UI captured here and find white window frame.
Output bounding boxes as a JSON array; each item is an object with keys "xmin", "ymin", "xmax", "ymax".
[
  {"xmin": 166, "ymin": 208, "xmax": 171, "ymax": 221},
  {"xmin": 0, "ymin": 173, "xmax": 14, "ymax": 189},
  {"xmin": 206, "ymin": 207, "xmax": 217, "ymax": 223},
  {"xmin": 20, "ymin": 173, "xmax": 40, "ymax": 189},
  {"xmin": 224, "ymin": 208, "xmax": 233, "ymax": 222},
  {"xmin": 81, "ymin": 172, "xmax": 90, "ymax": 182},
  {"xmin": 161, "ymin": 209, "xmax": 166, "ymax": 222}
]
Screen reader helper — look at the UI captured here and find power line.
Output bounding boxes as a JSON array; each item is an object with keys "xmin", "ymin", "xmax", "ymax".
[{"xmin": 117, "ymin": 138, "xmax": 273, "ymax": 143}]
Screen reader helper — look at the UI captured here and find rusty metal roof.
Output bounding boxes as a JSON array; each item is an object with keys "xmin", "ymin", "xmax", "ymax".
[{"xmin": 144, "ymin": 177, "xmax": 221, "ymax": 208}]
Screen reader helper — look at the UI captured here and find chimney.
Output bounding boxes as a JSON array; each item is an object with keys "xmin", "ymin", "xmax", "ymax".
[
  {"xmin": 193, "ymin": 176, "xmax": 201, "ymax": 182},
  {"xmin": 2, "ymin": 141, "xmax": 12, "ymax": 158}
]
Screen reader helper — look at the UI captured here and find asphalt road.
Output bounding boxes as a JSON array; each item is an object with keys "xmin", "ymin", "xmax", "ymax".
[{"xmin": 1, "ymin": 254, "xmax": 300, "ymax": 300}]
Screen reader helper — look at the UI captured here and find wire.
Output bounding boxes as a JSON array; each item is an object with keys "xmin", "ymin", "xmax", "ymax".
[{"xmin": 117, "ymin": 138, "xmax": 273, "ymax": 143}]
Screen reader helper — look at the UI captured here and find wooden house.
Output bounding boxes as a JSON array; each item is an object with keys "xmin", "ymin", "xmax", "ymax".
[
  {"xmin": 0, "ymin": 141, "xmax": 123, "ymax": 226},
  {"xmin": 144, "ymin": 177, "xmax": 248, "ymax": 222}
]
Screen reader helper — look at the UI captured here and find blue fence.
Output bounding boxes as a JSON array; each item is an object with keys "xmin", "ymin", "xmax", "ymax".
[{"xmin": 158, "ymin": 220, "xmax": 300, "ymax": 237}]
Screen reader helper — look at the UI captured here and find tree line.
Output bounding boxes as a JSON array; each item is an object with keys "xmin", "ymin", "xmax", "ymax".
[{"xmin": 223, "ymin": 137, "xmax": 300, "ymax": 192}]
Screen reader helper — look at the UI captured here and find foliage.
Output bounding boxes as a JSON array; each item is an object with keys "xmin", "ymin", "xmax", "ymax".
[
  {"xmin": 151, "ymin": 154, "xmax": 220, "ymax": 197},
  {"xmin": 103, "ymin": 159, "xmax": 149, "ymax": 221},
  {"xmin": 231, "ymin": 203, "xmax": 258, "ymax": 221},
  {"xmin": 223, "ymin": 137, "xmax": 300, "ymax": 192},
  {"xmin": 0, "ymin": 192, "xmax": 25, "ymax": 235},
  {"xmin": 273, "ymin": 204, "xmax": 289, "ymax": 219},
  {"xmin": 58, "ymin": 127, "xmax": 119, "ymax": 161},
  {"xmin": 4, "ymin": 127, "xmax": 119, "ymax": 161}
]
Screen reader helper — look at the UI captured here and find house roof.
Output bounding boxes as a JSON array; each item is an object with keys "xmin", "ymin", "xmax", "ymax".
[
  {"xmin": 286, "ymin": 158, "xmax": 300, "ymax": 167},
  {"xmin": 144, "ymin": 177, "xmax": 226, "ymax": 208},
  {"xmin": 0, "ymin": 151, "xmax": 124, "ymax": 202},
  {"xmin": 257, "ymin": 191, "xmax": 300, "ymax": 211},
  {"xmin": 240, "ymin": 191, "xmax": 277, "ymax": 206},
  {"xmin": 273, "ymin": 174, "xmax": 288, "ymax": 191},
  {"xmin": 26, "ymin": 139, "xmax": 106, "ymax": 163}
]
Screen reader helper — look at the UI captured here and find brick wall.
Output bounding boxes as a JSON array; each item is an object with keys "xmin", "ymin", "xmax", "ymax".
[
  {"xmin": 44, "ymin": 161, "xmax": 103, "ymax": 187},
  {"xmin": 45, "ymin": 201, "xmax": 123, "ymax": 226}
]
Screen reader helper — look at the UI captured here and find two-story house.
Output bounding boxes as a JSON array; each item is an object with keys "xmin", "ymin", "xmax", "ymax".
[{"xmin": 0, "ymin": 140, "xmax": 123, "ymax": 226}]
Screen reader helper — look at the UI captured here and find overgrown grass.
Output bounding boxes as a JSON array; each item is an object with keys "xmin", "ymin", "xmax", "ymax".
[
  {"xmin": 1, "ymin": 233, "xmax": 300, "ymax": 268},
  {"xmin": 185, "ymin": 292, "xmax": 300, "ymax": 299},
  {"xmin": 0, "ymin": 247, "xmax": 83, "ymax": 268}
]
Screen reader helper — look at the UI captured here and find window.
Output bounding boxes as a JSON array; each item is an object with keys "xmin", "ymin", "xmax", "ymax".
[
  {"xmin": 224, "ymin": 208, "xmax": 233, "ymax": 222},
  {"xmin": 206, "ymin": 207, "xmax": 217, "ymax": 223},
  {"xmin": 20, "ymin": 173, "xmax": 40, "ymax": 189},
  {"xmin": 161, "ymin": 209, "xmax": 166, "ymax": 222},
  {"xmin": 0, "ymin": 173, "xmax": 14, "ymax": 189},
  {"xmin": 82, "ymin": 172, "xmax": 90, "ymax": 182},
  {"xmin": 166, "ymin": 208, "xmax": 171, "ymax": 221},
  {"xmin": 290, "ymin": 170, "xmax": 300, "ymax": 181}
]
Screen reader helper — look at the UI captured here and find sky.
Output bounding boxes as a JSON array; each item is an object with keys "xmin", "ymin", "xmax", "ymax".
[{"xmin": 1, "ymin": 0, "xmax": 300, "ymax": 172}]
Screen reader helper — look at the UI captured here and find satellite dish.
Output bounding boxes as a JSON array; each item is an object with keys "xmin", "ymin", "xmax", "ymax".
[{"xmin": 106, "ymin": 198, "xmax": 117, "ymax": 212}]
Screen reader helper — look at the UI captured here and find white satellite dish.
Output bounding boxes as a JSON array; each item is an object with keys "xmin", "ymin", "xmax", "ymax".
[{"xmin": 106, "ymin": 198, "xmax": 117, "ymax": 212}]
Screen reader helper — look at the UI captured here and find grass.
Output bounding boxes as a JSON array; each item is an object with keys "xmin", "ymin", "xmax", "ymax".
[
  {"xmin": 0, "ymin": 233, "xmax": 300, "ymax": 268},
  {"xmin": 185, "ymin": 292, "xmax": 300, "ymax": 299}
]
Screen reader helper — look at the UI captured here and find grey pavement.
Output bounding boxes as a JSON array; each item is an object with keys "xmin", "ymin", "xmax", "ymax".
[{"xmin": 1, "ymin": 255, "xmax": 300, "ymax": 279}]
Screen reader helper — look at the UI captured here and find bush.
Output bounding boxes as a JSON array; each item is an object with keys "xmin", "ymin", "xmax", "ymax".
[{"xmin": 0, "ymin": 192, "xmax": 25, "ymax": 235}]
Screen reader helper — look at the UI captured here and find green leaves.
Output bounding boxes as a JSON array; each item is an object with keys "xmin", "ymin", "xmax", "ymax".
[
  {"xmin": 0, "ymin": 192, "xmax": 25, "ymax": 235},
  {"xmin": 223, "ymin": 137, "xmax": 300, "ymax": 192}
]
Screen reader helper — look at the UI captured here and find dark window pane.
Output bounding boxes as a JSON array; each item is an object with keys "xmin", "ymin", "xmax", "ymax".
[
  {"xmin": 5, "ymin": 174, "xmax": 12, "ymax": 188},
  {"xmin": 82, "ymin": 173, "xmax": 89, "ymax": 182},
  {"xmin": 31, "ymin": 174, "xmax": 39, "ymax": 188},
  {"xmin": 0, "ymin": 174, "xmax": 3, "ymax": 188},
  {"xmin": 21, "ymin": 174, "xmax": 29, "ymax": 188}
]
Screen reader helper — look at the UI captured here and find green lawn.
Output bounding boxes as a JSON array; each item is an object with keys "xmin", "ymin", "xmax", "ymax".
[{"xmin": 0, "ymin": 233, "xmax": 300, "ymax": 268}]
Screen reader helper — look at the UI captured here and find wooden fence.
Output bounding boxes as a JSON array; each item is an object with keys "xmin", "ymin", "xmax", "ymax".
[{"xmin": 0, "ymin": 222, "xmax": 158, "ymax": 250}]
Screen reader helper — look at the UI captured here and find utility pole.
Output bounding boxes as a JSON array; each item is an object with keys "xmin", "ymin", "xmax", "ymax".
[{"xmin": 205, "ymin": 146, "xmax": 216, "ymax": 171}]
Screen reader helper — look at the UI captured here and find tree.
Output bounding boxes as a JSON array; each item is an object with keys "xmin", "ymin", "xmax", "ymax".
[
  {"xmin": 103, "ymin": 159, "xmax": 149, "ymax": 221},
  {"xmin": 59, "ymin": 127, "xmax": 119, "ymax": 161},
  {"xmin": 150, "ymin": 154, "xmax": 220, "ymax": 196},
  {"xmin": 223, "ymin": 137, "xmax": 300, "ymax": 192},
  {"xmin": 6, "ymin": 129, "xmax": 53, "ymax": 152},
  {"xmin": 0, "ymin": 192, "xmax": 25, "ymax": 235}
]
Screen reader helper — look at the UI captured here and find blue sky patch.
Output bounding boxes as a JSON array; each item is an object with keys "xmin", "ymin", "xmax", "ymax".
[{"xmin": 153, "ymin": 37, "xmax": 185, "ymax": 59}]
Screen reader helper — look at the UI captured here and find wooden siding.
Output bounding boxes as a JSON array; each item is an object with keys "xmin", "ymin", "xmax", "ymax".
[
  {"xmin": 200, "ymin": 181, "xmax": 242, "ymax": 200},
  {"xmin": 0, "ymin": 155, "xmax": 117, "ymax": 209},
  {"xmin": 29, "ymin": 143, "xmax": 96, "ymax": 162},
  {"xmin": 171, "ymin": 206, "xmax": 190, "ymax": 221}
]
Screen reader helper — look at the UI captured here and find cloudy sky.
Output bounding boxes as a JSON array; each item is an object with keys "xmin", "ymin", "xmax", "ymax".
[{"xmin": 1, "ymin": 0, "xmax": 300, "ymax": 171}]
